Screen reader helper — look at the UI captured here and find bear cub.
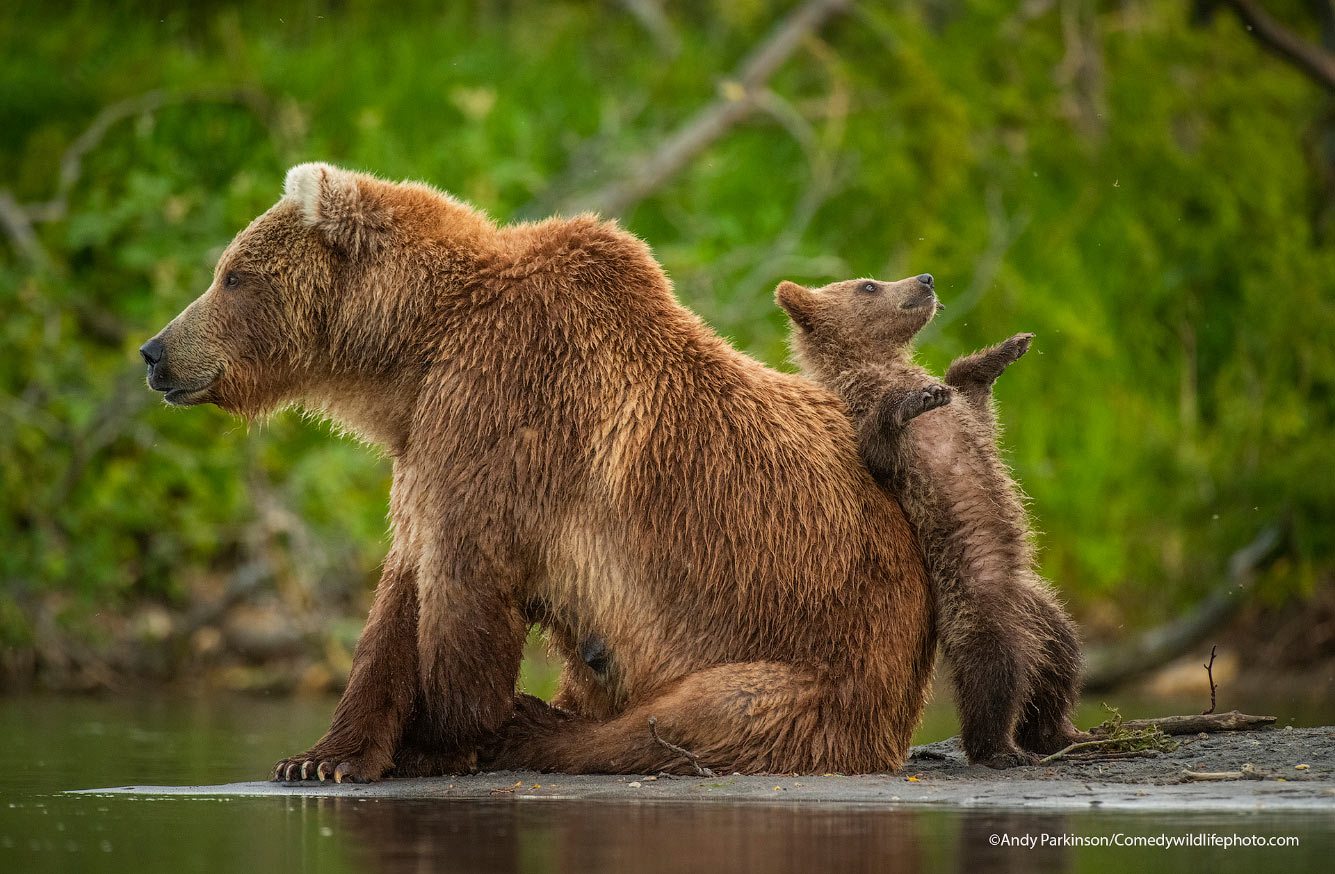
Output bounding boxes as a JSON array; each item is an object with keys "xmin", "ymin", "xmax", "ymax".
[{"xmin": 776, "ymin": 274, "xmax": 1087, "ymax": 767}]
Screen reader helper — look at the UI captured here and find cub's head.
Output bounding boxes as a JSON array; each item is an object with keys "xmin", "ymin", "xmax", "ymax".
[
  {"xmin": 139, "ymin": 163, "xmax": 488, "ymax": 422},
  {"xmin": 775, "ymin": 274, "xmax": 941, "ymax": 372}
]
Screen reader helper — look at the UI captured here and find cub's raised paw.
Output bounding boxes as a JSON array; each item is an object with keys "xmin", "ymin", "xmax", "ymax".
[
  {"xmin": 1001, "ymin": 332, "xmax": 1036, "ymax": 362},
  {"xmin": 272, "ymin": 751, "xmax": 388, "ymax": 784}
]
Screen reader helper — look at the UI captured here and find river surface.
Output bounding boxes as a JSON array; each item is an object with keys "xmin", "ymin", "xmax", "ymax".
[{"xmin": 2, "ymin": 693, "xmax": 1331, "ymax": 873}]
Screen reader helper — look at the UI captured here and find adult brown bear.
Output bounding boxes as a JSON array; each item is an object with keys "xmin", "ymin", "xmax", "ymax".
[{"xmin": 140, "ymin": 163, "xmax": 935, "ymax": 781}]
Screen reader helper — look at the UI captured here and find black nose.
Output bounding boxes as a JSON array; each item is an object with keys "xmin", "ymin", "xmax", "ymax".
[
  {"xmin": 140, "ymin": 337, "xmax": 165, "ymax": 368},
  {"xmin": 916, "ymin": 273, "xmax": 934, "ymax": 289}
]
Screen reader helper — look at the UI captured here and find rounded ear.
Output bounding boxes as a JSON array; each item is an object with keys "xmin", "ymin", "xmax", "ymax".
[
  {"xmin": 775, "ymin": 280, "xmax": 817, "ymax": 332},
  {"xmin": 283, "ymin": 163, "xmax": 389, "ymax": 254}
]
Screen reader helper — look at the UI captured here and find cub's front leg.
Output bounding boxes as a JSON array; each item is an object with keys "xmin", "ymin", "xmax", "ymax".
[{"xmin": 858, "ymin": 383, "xmax": 951, "ymax": 481}]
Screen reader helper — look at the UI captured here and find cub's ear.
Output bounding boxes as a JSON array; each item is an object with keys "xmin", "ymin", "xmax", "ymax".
[
  {"xmin": 283, "ymin": 162, "xmax": 390, "ymax": 255},
  {"xmin": 775, "ymin": 281, "xmax": 818, "ymax": 332}
]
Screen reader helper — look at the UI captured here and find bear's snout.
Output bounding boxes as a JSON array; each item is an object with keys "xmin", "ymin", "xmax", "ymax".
[
  {"xmin": 140, "ymin": 335, "xmax": 170, "ymax": 390},
  {"xmin": 140, "ymin": 336, "xmax": 165, "ymax": 370}
]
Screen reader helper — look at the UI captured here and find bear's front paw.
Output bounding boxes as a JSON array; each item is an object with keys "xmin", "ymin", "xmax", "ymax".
[{"xmin": 272, "ymin": 747, "xmax": 391, "ymax": 784}]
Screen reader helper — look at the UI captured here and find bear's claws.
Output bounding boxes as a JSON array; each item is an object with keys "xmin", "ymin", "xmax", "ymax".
[{"xmin": 273, "ymin": 756, "xmax": 372, "ymax": 784}]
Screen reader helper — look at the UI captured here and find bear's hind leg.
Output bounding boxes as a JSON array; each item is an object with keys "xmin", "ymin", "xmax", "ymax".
[{"xmin": 485, "ymin": 661, "xmax": 909, "ymax": 775}]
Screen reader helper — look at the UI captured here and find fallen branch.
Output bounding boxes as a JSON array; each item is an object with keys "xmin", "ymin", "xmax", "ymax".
[
  {"xmin": 1040, "ymin": 736, "xmax": 1164, "ymax": 764},
  {"xmin": 1062, "ymin": 749, "xmax": 1161, "ymax": 761},
  {"xmin": 1041, "ymin": 704, "xmax": 1179, "ymax": 763},
  {"xmin": 560, "ymin": 0, "xmax": 851, "ymax": 216},
  {"xmin": 1181, "ymin": 763, "xmax": 1266, "ymax": 781},
  {"xmin": 648, "ymin": 716, "xmax": 715, "ymax": 777},
  {"xmin": 1083, "ymin": 521, "xmax": 1285, "ymax": 691},
  {"xmin": 1091, "ymin": 711, "xmax": 1276, "ymax": 737}
]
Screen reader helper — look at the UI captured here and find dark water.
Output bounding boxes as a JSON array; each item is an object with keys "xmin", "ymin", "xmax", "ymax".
[{"xmin": 2, "ymin": 694, "xmax": 1331, "ymax": 874}]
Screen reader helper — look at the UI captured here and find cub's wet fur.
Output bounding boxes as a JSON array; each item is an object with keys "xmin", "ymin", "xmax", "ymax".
[{"xmin": 776, "ymin": 275, "xmax": 1087, "ymax": 767}]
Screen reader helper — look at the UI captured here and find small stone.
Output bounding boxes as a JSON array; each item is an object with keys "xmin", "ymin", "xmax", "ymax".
[
  {"xmin": 628, "ymin": 781, "xmax": 641, "ymax": 788},
  {"xmin": 643, "ymin": 776, "xmax": 657, "ymax": 781}
]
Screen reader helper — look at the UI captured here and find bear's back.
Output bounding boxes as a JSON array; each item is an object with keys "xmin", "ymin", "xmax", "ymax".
[{"xmin": 494, "ymin": 218, "xmax": 928, "ymax": 668}]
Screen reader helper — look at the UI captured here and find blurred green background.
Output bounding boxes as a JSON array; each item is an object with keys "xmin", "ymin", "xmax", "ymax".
[{"xmin": 1, "ymin": 0, "xmax": 1332, "ymax": 698}]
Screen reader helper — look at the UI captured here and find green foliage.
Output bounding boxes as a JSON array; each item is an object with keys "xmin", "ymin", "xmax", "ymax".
[
  {"xmin": 1083, "ymin": 704, "xmax": 1179, "ymax": 759},
  {"xmin": 1, "ymin": 0, "xmax": 1332, "ymax": 650}
]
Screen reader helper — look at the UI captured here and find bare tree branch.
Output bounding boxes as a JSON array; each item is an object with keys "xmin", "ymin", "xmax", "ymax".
[
  {"xmin": 927, "ymin": 187, "xmax": 1032, "ymax": 333},
  {"xmin": 619, "ymin": 0, "xmax": 681, "ymax": 58},
  {"xmin": 0, "ymin": 190, "xmax": 52, "ymax": 268},
  {"xmin": 0, "ymin": 87, "xmax": 287, "ymax": 267},
  {"xmin": 1221, "ymin": 0, "xmax": 1335, "ymax": 92},
  {"xmin": 562, "ymin": 0, "xmax": 852, "ymax": 216},
  {"xmin": 1083, "ymin": 521, "xmax": 1286, "ymax": 692}
]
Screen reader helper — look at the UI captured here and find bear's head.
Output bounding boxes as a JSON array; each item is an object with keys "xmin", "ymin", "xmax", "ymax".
[
  {"xmin": 775, "ymin": 274, "xmax": 941, "ymax": 372},
  {"xmin": 139, "ymin": 163, "xmax": 492, "ymax": 440}
]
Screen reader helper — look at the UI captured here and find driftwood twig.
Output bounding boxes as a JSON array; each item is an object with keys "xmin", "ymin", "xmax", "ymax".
[
  {"xmin": 648, "ymin": 716, "xmax": 715, "ymax": 777},
  {"xmin": 1202, "ymin": 644, "xmax": 1218, "ymax": 715}
]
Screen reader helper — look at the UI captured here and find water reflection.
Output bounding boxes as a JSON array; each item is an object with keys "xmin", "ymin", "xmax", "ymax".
[
  {"xmin": 957, "ymin": 812, "xmax": 1070, "ymax": 873},
  {"xmin": 325, "ymin": 796, "xmax": 1082, "ymax": 874},
  {"xmin": 3, "ymin": 694, "xmax": 1331, "ymax": 874},
  {"xmin": 329, "ymin": 797, "xmax": 934, "ymax": 874}
]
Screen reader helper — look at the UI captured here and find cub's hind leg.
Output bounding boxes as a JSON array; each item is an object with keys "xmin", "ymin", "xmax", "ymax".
[
  {"xmin": 943, "ymin": 607, "xmax": 1041, "ymax": 769},
  {"xmin": 1014, "ymin": 586, "xmax": 1089, "ymax": 755}
]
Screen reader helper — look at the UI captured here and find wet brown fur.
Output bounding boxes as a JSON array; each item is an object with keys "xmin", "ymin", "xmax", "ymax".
[
  {"xmin": 141, "ymin": 164, "xmax": 937, "ymax": 780},
  {"xmin": 776, "ymin": 277, "xmax": 1087, "ymax": 768}
]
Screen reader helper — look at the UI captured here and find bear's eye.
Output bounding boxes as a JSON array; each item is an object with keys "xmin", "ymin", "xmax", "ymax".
[
  {"xmin": 223, "ymin": 271, "xmax": 241, "ymax": 290},
  {"xmin": 860, "ymin": 282, "xmax": 877, "ymax": 294}
]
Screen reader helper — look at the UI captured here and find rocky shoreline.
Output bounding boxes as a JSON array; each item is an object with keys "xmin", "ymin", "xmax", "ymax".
[{"xmin": 78, "ymin": 725, "xmax": 1335, "ymax": 811}]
